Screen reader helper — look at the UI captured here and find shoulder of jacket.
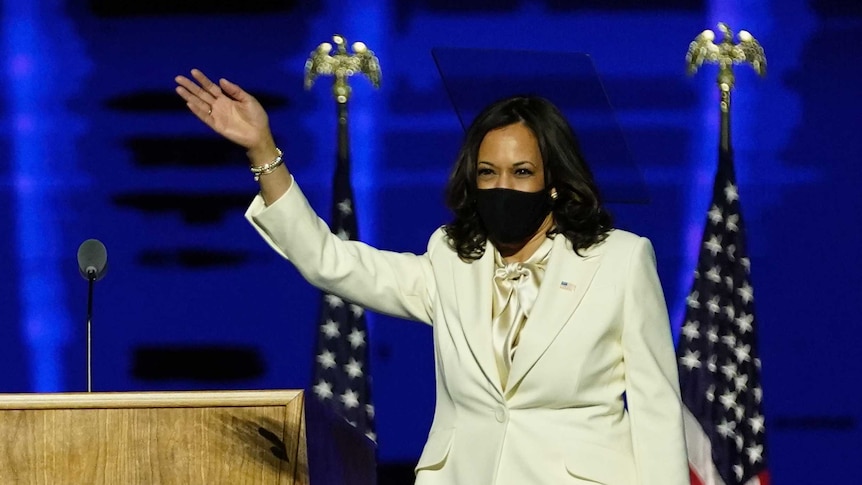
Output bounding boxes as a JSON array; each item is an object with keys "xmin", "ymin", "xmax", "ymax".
[
  {"xmin": 602, "ymin": 228, "xmax": 649, "ymax": 249},
  {"xmin": 427, "ymin": 226, "xmax": 450, "ymax": 255},
  {"xmin": 582, "ymin": 229, "xmax": 653, "ymax": 263}
]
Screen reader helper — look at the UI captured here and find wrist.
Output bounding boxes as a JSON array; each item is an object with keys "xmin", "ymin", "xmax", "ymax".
[
  {"xmin": 247, "ymin": 138, "xmax": 279, "ymax": 168},
  {"xmin": 249, "ymin": 148, "xmax": 284, "ymax": 182}
]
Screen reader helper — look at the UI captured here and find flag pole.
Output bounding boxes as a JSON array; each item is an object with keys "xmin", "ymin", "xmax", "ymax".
[
  {"xmin": 679, "ymin": 24, "xmax": 770, "ymax": 485},
  {"xmin": 686, "ymin": 22, "xmax": 766, "ymax": 152},
  {"xmin": 303, "ymin": 34, "xmax": 382, "ymax": 443}
]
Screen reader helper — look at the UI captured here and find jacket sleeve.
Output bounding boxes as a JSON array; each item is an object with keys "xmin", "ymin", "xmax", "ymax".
[
  {"xmin": 621, "ymin": 237, "xmax": 690, "ymax": 484},
  {"xmin": 244, "ymin": 178, "xmax": 437, "ymax": 324}
]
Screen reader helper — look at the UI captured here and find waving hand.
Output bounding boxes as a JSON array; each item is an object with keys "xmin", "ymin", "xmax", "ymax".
[{"xmin": 175, "ymin": 68, "xmax": 289, "ymax": 202}]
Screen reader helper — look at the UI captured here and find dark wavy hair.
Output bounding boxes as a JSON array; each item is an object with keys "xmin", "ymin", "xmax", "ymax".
[{"xmin": 443, "ymin": 95, "xmax": 613, "ymax": 261}]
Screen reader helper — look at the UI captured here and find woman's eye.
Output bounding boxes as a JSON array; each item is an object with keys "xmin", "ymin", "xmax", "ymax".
[
  {"xmin": 477, "ymin": 168, "xmax": 494, "ymax": 176},
  {"xmin": 515, "ymin": 168, "xmax": 533, "ymax": 176}
]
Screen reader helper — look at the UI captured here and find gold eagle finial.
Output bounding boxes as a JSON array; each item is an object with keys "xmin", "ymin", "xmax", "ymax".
[
  {"xmin": 304, "ymin": 34, "xmax": 381, "ymax": 104},
  {"xmin": 686, "ymin": 23, "xmax": 766, "ymax": 89}
]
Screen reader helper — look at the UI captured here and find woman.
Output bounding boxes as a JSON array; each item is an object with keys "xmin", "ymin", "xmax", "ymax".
[{"xmin": 175, "ymin": 69, "xmax": 689, "ymax": 484}]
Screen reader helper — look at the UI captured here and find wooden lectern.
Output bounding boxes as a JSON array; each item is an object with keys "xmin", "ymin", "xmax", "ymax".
[{"xmin": 0, "ymin": 390, "xmax": 376, "ymax": 485}]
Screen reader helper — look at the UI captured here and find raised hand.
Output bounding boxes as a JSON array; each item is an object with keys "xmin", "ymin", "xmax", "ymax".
[
  {"xmin": 175, "ymin": 69, "xmax": 276, "ymax": 156},
  {"xmin": 175, "ymin": 69, "xmax": 290, "ymax": 202}
]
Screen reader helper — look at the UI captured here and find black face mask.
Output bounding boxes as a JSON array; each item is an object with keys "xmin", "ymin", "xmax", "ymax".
[{"xmin": 475, "ymin": 188, "xmax": 552, "ymax": 245}]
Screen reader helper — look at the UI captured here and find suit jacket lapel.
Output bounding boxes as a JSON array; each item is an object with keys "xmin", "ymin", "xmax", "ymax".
[
  {"xmin": 451, "ymin": 241, "xmax": 503, "ymax": 396},
  {"xmin": 504, "ymin": 236, "xmax": 604, "ymax": 397}
]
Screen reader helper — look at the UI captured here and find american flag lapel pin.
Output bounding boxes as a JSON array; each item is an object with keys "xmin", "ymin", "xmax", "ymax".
[{"xmin": 559, "ymin": 281, "xmax": 575, "ymax": 292}]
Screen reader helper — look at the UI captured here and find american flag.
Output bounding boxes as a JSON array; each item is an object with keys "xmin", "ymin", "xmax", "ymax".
[
  {"xmin": 310, "ymin": 115, "xmax": 376, "ymax": 443},
  {"xmin": 677, "ymin": 146, "xmax": 769, "ymax": 485}
]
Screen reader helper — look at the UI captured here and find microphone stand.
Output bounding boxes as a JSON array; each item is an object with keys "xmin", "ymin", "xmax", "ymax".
[{"xmin": 86, "ymin": 269, "xmax": 95, "ymax": 393}]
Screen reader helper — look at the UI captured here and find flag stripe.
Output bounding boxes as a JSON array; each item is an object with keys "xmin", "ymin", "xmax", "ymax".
[{"xmin": 684, "ymin": 406, "xmax": 726, "ymax": 485}]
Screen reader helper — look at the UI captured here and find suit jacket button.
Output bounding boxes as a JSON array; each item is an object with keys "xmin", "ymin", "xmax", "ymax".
[{"xmin": 494, "ymin": 406, "xmax": 507, "ymax": 423}]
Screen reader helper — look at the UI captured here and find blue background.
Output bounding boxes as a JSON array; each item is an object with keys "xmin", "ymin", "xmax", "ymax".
[{"xmin": 1, "ymin": 0, "xmax": 859, "ymax": 482}]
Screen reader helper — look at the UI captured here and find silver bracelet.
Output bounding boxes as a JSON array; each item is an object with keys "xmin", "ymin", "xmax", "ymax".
[{"xmin": 250, "ymin": 148, "xmax": 284, "ymax": 182}]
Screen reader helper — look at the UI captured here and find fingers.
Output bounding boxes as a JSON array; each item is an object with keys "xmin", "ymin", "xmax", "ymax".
[
  {"xmin": 174, "ymin": 83, "xmax": 212, "ymax": 118},
  {"xmin": 219, "ymin": 77, "xmax": 246, "ymax": 102},
  {"xmin": 191, "ymin": 68, "xmax": 224, "ymax": 99},
  {"xmin": 175, "ymin": 69, "xmax": 253, "ymax": 130},
  {"xmin": 174, "ymin": 69, "xmax": 220, "ymax": 104},
  {"xmin": 174, "ymin": 75, "xmax": 200, "ymax": 98},
  {"xmin": 175, "ymin": 69, "xmax": 226, "ymax": 122}
]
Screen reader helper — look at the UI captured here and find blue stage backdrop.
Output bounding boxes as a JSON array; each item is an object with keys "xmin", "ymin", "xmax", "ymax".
[{"xmin": 1, "ymin": 0, "xmax": 859, "ymax": 482}]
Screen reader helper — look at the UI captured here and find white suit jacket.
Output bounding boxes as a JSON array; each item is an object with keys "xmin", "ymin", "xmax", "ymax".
[{"xmin": 246, "ymin": 179, "xmax": 689, "ymax": 485}]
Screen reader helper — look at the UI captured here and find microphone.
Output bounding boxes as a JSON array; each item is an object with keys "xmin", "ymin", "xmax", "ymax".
[
  {"xmin": 77, "ymin": 239, "xmax": 108, "ymax": 281},
  {"xmin": 77, "ymin": 239, "xmax": 108, "ymax": 392}
]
